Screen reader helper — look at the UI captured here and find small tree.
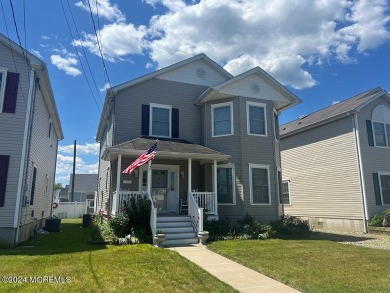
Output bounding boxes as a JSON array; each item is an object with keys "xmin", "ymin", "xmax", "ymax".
[{"xmin": 54, "ymin": 183, "xmax": 63, "ymax": 190}]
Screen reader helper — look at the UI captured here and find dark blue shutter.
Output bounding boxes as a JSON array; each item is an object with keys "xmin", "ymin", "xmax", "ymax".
[
  {"xmin": 366, "ymin": 120, "xmax": 374, "ymax": 146},
  {"xmin": 373, "ymin": 173, "xmax": 382, "ymax": 206},
  {"xmin": 172, "ymin": 108, "xmax": 179, "ymax": 138},
  {"xmin": 30, "ymin": 167, "xmax": 37, "ymax": 206},
  {"xmin": 0, "ymin": 155, "xmax": 10, "ymax": 207},
  {"xmin": 2, "ymin": 72, "xmax": 19, "ymax": 113},
  {"xmin": 141, "ymin": 104, "xmax": 149, "ymax": 136}
]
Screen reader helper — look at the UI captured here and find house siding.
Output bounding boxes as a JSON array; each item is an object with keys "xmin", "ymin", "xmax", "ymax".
[
  {"xmin": 357, "ymin": 97, "xmax": 390, "ymax": 219},
  {"xmin": 281, "ymin": 116, "xmax": 363, "ymax": 230},
  {"xmin": 0, "ymin": 41, "xmax": 30, "ymax": 231},
  {"xmin": 113, "ymin": 78, "xmax": 208, "ymax": 145}
]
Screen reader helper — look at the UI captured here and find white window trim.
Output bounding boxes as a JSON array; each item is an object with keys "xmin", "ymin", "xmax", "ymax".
[
  {"xmin": 212, "ymin": 164, "xmax": 236, "ymax": 205},
  {"xmin": 378, "ymin": 171, "xmax": 390, "ymax": 206},
  {"xmin": 282, "ymin": 180, "xmax": 291, "ymax": 206},
  {"xmin": 372, "ymin": 120, "xmax": 390, "ymax": 148},
  {"xmin": 246, "ymin": 101, "xmax": 267, "ymax": 137},
  {"xmin": 273, "ymin": 108, "xmax": 279, "ymax": 141},
  {"xmin": 249, "ymin": 163, "xmax": 271, "ymax": 205},
  {"xmin": 211, "ymin": 102, "xmax": 234, "ymax": 137},
  {"xmin": 0, "ymin": 68, "xmax": 8, "ymax": 113},
  {"xmin": 149, "ymin": 103, "xmax": 172, "ymax": 138}
]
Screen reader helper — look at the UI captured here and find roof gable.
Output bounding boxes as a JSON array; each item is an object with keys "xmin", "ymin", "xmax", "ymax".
[{"xmin": 196, "ymin": 67, "xmax": 302, "ymax": 111}]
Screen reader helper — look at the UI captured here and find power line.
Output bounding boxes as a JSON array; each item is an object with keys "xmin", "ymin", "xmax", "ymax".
[
  {"xmin": 65, "ymin": 0, "xmax": 103, "ymax": 105},
  {"xmin": 60, "ymin": 0, "xmax": 102, "ymax": 113}
]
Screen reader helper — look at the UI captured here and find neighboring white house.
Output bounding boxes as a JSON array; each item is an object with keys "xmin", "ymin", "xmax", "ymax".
[
  {"xmin": 0, "ymin": 33, "xmax": 63, "ymax": 246},
  {"xmin": 280, "ymin": 87, "xmax": 390, "ymax": 232}
]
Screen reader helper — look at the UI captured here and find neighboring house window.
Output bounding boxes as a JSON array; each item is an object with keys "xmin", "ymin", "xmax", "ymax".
[
  {"xmin": 281, "ymin": 181, "xmax": 290, "ymax": 205},
  {"xmin": 150, "ymin": 103, "xmax": 172, "ymax": 137},
  {"xmin": 274, "ymin": 109, "xmax": 279, "ymax": 140},
  {"xmin": 377, "ymin": 173, "xmax": 390, "ymax": 205},
  {"xmin": 0, "ymin": 155, "xmax": 10, "ymax": 207},
  {"xmin": 0, "ymin": 70, "xmax": 19, "ymax": 113},
  {"xmin": 48, "ymin": 118, "xmax": 52, "ymax": 138},
  {"xmin": 30, "ymin": 167, "xmax": 37, "ymax": 205},
  {"xmin": 369, "ymin": 105, "xmax": 390, "ymax": 147},
  {"xmin": 212, "ymin": 102, "xmax": 233, "ymax": 137},
  {"xmin": 246, "ymin": 101, "xmax": 266, "ymax": 136},
  {"xmin": 216, "ymin": 164, "xmax": 235, "ymax": 204},
  {"xmin": 249, "ymin": 164, "xmax": 270, "ymax": 205},
  {"xmin": 141, "ymin": 104, "xmax": 179, "ymax": 138}
]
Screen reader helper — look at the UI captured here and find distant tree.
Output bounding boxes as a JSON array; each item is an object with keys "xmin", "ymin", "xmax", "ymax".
[{"xmin": 54, "ymin": 183, "xmax": 63, "ymax": 190}]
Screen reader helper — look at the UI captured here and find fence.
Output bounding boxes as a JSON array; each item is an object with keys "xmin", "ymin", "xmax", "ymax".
[{"xmin": 52, "ymin": 202, "xmax": 87, "ymax": 219}]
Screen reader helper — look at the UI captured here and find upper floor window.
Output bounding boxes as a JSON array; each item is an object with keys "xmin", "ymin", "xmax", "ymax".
[
  {"xmin": 150, "ymin": 104, "xmax": 172, "ymax": 137},
  {"xmin": 249, "ymin": 164, "xmax": 270, "ymax": 205},
  {"xmin": 212, "ymin": 102, "xmax": 233, "ymax": 137},
  {"xmin": 246, "ymin": 101, "xmax": 266, "ymax": 136},
  {"xmin": 371, "ymin": 105, "xmax": 390, "ymax": 148},
  {"xmin": 0, "ymin": 69, "xmax": 19, "ymax": 114}
]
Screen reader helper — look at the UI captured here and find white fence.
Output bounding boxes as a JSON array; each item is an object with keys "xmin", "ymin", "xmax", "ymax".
[{"xmin": 52, "ymin": 202, "xmax": 87, "ymax": 219}]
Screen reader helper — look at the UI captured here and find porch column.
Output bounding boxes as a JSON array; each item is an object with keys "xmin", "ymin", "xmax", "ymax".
[
  {"xmin": 147, "ymin": 161, "xmax": 152, "ymax": 193},
  {"xmin": 188, "ymin": 158, "xmax": 192, "ymax": 194},
  {"xmin": 113, "ymin": 154, "xmax": 122, "ymax": 215},
  {"xmin": 213, "ymin": 160, "xmax": 218, "ymax": 216}
]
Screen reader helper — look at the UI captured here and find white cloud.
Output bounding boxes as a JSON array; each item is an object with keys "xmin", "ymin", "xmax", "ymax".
[
  {"xmin": 145, "ymin": 62, "xmax": 153, "ymax": 69},
  {"xmin": 30, "ymin": 49, "xmax": 43, "ymax": 59},
  {"xmin": 99, "ymin": 82, "xmax": 111, "ymax": 92},
  {"xmin": 58, "ymin": 142, "xmax": 100, "ymax": 155},
  {"xmin": 50, "ymin": 55, "xmax": 81, "ymax": 76},
  {"xmin": 145, "ymin": 0, "xmax": 390, "ymax": 89},
  {"xmin": 41, "ymin": 35, "xmax": 50, "ymax": 40},
  {"xmin": 332, "ymin": 100, "xmax": 340, "ymax": 105},
  {"xmin": 73, "ymin": 23, "xmax": 146, "ymax": 62},
  {"xmin": 75, "ymin": 0, "xmax": 125, "ymax": 22}
]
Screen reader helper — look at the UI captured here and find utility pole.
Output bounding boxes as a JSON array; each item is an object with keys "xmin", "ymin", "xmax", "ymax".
[{"xmin": 71, "ymin": 140, "xmax": 76, "ymax": 202}]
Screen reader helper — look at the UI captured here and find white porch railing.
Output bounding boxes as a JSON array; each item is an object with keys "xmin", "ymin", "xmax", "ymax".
[
  {"xmin": 112, "ymin": 191, "xmax": 157, "ymax": 237},
  {"xmin": 188, "ymin": 192, "xmax": 203, "ymax": 233},
  {"xmin": 191, "ymin": 192, "xmax": 218, "ymax": 215}
]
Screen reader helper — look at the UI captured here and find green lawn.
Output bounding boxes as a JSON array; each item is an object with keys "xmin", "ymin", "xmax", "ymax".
[
  {"xmin": 208, "ymin": 238, "xmax": 390, "ymax": 293},
  {"xmin": 0, "ymin": 219, "xmax": 236, "ymax": 293}
]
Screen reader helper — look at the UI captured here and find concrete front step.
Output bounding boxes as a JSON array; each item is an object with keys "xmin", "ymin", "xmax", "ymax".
[
  {"xmin": 157, "ymin": 216, "xmax": 191, "ymax": 222},
  {"xmin": 160, "ymin": 226, "xmax": 194, "ymax": 233},
  {"xmin": 157, "ymin": 221, "xmax": 192, "ymax": 228},
  {"xmin": 164, "ymin": 238, "xmax": 198, "ymax": 246},
  {"xmin": 156, "ymin": 215, "xmax": 198, "ymax": 246},
  {"xmin": 166, "ymin": 232, "xmax": 197, "ymax": 239}
]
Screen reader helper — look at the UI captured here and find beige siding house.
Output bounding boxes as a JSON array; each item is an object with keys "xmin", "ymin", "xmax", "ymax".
[
  {"xmin": 280, "ymin": 87, "xmax": 390, "ymax": 232},
  {"xmin": 96, "ymin": 54, "xmax": 301, "ymax": 245},
  {"xmin": 0, "ymin": 34, "xmax": 63, "ymax": 246}
]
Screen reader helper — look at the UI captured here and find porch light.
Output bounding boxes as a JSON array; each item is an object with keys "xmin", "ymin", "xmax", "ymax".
[
  {"xmin": 133, "ymin": 169, "xmax": 139, "ymax": 178},
  {"xmin": 180, "ymin": 171, "xmax": 185, "ymax": 178}
]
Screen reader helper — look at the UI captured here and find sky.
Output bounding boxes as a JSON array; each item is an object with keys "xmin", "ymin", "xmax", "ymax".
[{"xmin": 1, "ymin": 0, "xmax": 389, "ymax": 186}]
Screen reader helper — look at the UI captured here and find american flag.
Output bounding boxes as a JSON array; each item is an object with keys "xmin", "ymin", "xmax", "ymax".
[{"xmin": 122, "ymin": 142, "xmax": 157, "ymax": 174}]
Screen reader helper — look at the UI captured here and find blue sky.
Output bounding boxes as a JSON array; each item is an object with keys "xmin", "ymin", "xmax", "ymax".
[{"xmin": 1, "ymin": 0, "xmax": 389, "ymax": 185}]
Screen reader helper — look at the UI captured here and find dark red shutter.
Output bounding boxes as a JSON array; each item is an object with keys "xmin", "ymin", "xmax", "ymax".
[
  {"xmin": 172, "ymin": 108, "xmax": 179, "ymax": 138},
  {"xmin": 141, "ymin": 105, "xmax": 150, "ymax": 136},
  {"xmin": 0, "ymin": 155, "xmax": 10, "ymax": 207},
  {"xmin": 2, "ymin": 72, "xmax": 19, "ymax": 113}
]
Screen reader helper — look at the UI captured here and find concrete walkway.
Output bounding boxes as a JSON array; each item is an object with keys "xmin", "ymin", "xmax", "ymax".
[{"xmin": 170, "ymin": 245, "xmax": 301, "ymax": 293}]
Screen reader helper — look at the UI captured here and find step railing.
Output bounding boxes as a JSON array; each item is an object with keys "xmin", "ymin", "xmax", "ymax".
[
  {"xmin": 188, "ymin": 192, "xmax": 203, "ymax": 233},
  {"xmin": 191, "ymin": 192, "xmax": 218, "ymax": 216}
]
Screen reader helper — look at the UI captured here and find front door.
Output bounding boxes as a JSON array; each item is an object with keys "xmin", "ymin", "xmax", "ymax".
[{"xmin": 139, "ymin": 164, "xmax": 179, "ymax": 213}]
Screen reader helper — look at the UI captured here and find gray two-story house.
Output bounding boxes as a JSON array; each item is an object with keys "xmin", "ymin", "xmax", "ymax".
[
  {"xmin": 96, "ymin": 54, "xmax": 301, "ymax": 245},
  {"xmin": 0, "ymin": 34, "xmax": 63, "ymax": 246},
  {"xmin": 280, "ymin": 87, "xmax": 390, "ymax": 233}
]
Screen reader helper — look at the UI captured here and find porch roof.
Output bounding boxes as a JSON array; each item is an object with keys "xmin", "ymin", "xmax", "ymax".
[{"xmin": 102, "ymin": 137, "xmax": 231, "ymax": 162}]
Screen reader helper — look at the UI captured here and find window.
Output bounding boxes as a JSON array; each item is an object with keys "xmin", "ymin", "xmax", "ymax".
[
  {"xmin": 30, "ymin": 167, "xmax": 37, "ymax": 206},
  {"xmin": 379, "ymin": 173, "xmax": 390, "ymax": 205},
  {"xmin": 150, "ymin": 104, "xmax": 171, "ymax": 137},
  {"xmin": 216, "ymin": 165, "xmax": 235, "ymax": 204},
  {"xmin": 281, "ymin": 181, "xmax": 290, "ymax": 205},
  {"xmin": 0, "ymin": 155, "xmax": 10, "ymax": 207},
  {"xmin": 370, "ymin": 105, "xmax": 390, "ymax": 148},
  {"xmin": 249, "ymin": 164, "xmax": 270, "ymax": 205},
  {"xmin": 0, "ymin": 69, "xmax": 7, "ymax": 110},
  {"xmin": 246, "ymin": 101, "xmax": 266, "ymax": 136},
  {"xmin": 212, "ymin": 102, "xmax": 233, "ymax": 137}
]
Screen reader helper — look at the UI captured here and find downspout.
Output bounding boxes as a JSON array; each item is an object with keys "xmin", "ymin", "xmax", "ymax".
[
  {"xmin": 352, "ymin": 113, "xmax": 368, "ymax": 233},
  {"xmin": 14, "ymin": 70, "xmax": 37, "ymax": 244}
]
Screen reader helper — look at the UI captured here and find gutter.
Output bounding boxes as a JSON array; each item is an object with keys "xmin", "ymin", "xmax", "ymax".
[{"xmin": 351, "ymin": 113, "xmax": 369, "ymax": 233}]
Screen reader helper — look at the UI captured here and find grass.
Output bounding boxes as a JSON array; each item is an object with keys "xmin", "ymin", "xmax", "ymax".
[
  {"xmin": 208, "ymin": 237, "xmax": 390, "ymax": 293},
  {"xmin": 0, "ymin": 219, "xmax": 236, "ymax": 293}
]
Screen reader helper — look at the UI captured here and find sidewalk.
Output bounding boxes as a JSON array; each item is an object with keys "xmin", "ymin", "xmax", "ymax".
[{"xmin": 170, "ymin": 245, "xmax": 301, "ymax": 293}]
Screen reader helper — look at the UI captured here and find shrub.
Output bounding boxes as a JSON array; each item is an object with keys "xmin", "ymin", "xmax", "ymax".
[
  {"xmin": 123, "ymin": 195, "xmax": 152, "ymax": 236},
  {"xmin": 109, "ymin": 214, "xmax": 131, "ymax": 237},
  {"xmin": 369, "ymin": 209, "xmax": 390, "ymax": 227},
  {"xmin": 204, "ymin": 218, "xmax": 232, "ymax": 241},
  {"xmin": 270, "ymin": 215, "xmax": 310, "ymax": 236}
]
